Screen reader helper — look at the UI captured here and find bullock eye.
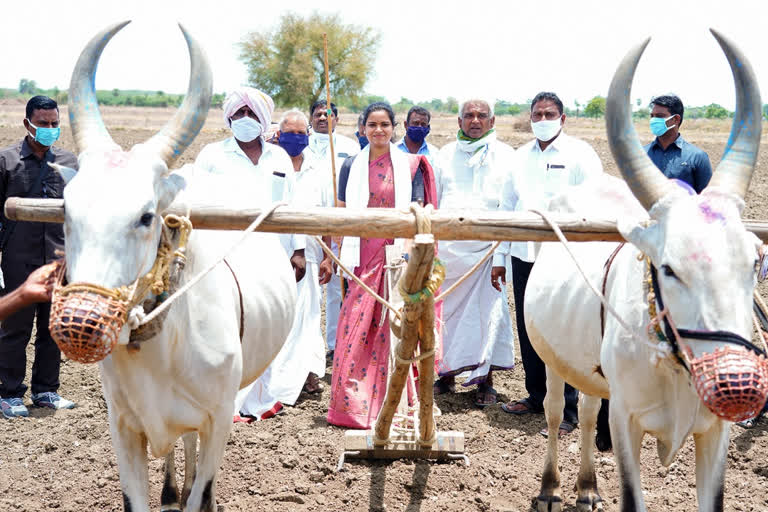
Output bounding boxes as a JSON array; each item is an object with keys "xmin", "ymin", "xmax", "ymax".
[
  {"xmin": 661, "ymin": 264, "xmax": 678, "ymax": 279},
  {"xmin": 139, "ymin": 212, "xmax": 155, "ymax": 227}
]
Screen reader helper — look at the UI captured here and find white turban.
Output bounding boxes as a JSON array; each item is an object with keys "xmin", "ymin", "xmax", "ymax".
[{"xmin": 222, "ymin": 87, "xmax": 275, "ymax": 130}]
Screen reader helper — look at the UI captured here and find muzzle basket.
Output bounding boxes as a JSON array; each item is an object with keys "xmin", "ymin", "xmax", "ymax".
[
  {"xmin": 690, "ymin": 346, "xmax": 768, "ymax": 422},
  {"xmin": 49, "ymin": 263, "xmax": 129, "ymax": 364}
]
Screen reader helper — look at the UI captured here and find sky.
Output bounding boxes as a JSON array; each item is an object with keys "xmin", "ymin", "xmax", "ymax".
[{"xmin": 2, "ymin": 0, "xmax": 767, "ymax": 111}]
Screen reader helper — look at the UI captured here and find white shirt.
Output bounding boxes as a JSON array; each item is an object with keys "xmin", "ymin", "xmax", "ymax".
[
  {"xmin": 291, "ymin": 153, "xmax": 335, "ymax": 263},
  {"xmin": 192, "ymin": 136, "xmax": 305, "ymax": 254},
  {"xmin": 306, "ymin": 132, "xmax": 360, "ymax": 202},
  {"xmin": 495, "ymin": 131, "xmax": 603, "ymax": 264},
  {"xmin": 436, "ymin": 139, "xmax": 516, "ymax": 279}
]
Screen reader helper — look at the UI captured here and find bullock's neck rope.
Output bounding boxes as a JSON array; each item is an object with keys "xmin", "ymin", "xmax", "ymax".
[
  {"xmin": 527, "ymin": 209, "xmax": 675, "ymax": 366},
  {"xmin": 135, "ymin": 202, "xmax": 287, "ymax": 327}
]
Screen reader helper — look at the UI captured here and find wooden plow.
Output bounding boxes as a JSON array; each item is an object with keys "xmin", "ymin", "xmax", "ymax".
[{"xmin": 8, "ymin": 198, "xmax": 768, "ymax": 468}]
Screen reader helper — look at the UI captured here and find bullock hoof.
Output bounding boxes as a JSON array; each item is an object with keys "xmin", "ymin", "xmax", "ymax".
[
  {"xmin": 576, "ymin": 495, "xmax": 604, "ymax": 511},
  {"xmin": 535, "ymin": 494, "xmax": 562, "ymax": 512}
]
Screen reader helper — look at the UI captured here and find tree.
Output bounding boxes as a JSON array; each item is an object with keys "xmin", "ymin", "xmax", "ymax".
[
  {"xmin": 584, "ymin": 96, "xmax": 606, "ymax": 118},
  {"xmin": 18, "ymin": 78, "xmax": 37, "ymax": 95},
  {"xmin": 239, "ymin": 12, "xmax": 380, "ymax": 108},
  {"xmin": 704, "ymin": 103, "xmax": 729, "ymax": 119}
]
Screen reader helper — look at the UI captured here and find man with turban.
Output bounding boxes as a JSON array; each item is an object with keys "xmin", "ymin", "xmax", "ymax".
[{"xmin": 192, "ymin": 87, "xmax": 306, "ymax": 420}]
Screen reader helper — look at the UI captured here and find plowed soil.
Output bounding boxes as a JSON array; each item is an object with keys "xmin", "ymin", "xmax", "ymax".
[{"xmin": 0, "ymin": 105, "xmax": 767, "ymax": 511}]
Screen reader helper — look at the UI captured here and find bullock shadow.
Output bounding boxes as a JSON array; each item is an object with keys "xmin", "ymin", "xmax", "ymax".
[
  {"xmin": 365, "ymin": 459, "xmax": 432, "ymax": 512},
  {"xmin": 732, "ymin": 419, "xmax": 768, "ymax": 452}
]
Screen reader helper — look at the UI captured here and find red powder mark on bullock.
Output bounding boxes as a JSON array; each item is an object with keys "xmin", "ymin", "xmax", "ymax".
[
  {"xmin": 688, "ymin": 251, "xmax": 712, "ymax": 265},
  {"xmin": 105, "ymin": 149, "xmax": 129, "ymax": 169},
  {"xmin": 699, "ymin": 202, "xmax": 726, "ymax": 224}
]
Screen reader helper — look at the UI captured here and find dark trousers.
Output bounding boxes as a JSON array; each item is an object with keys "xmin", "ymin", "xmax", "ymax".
[
  {"xmin": 511, "ymin": 256, "xmax": 579, "ymax": 425},
  {"xmin": 0, "ymin": 260, "xmax": 60, "ymax": 398}
]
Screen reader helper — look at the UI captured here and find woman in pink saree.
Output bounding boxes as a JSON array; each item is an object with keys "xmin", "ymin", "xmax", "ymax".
[{"xmin": 327, "ymin": 102, "xmax": 437, "ymax": 429}]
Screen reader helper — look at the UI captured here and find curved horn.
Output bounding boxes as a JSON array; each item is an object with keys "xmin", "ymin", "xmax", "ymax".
[
  {"xmin": 606, "ymin": 37, "xmax": 675, "ymax": 211},
  {"xmin": 705, "ymin": 29, "xmax": 762, "ymax": 199},
  {"xmin": 144, "ymin": 23, "xmax": 213, "ymax": 168},
  {"xmin": 68, "ymin": 21, "xmax": 129, "ymax": 155}
]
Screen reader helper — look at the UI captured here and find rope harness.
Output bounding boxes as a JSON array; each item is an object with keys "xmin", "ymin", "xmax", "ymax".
[
  {"xmin": 529, "ymin": 208, "xmax": 768, "ymax": 423},
  {"xmin": 49, "ymin": 203, "xmax": 284, "ymax": 363}
]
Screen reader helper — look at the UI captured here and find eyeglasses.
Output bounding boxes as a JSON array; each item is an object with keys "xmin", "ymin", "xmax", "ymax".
[{"xmin": 531, "ymin": 111, "xmax": 561, "ymax": 122}]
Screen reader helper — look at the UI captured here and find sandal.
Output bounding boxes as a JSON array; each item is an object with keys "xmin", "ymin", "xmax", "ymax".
[
  {"xmin": 540, "ymin": 421, "xmax": 577, "ymax": 438},
  {"xmin": 737, "ymin": 417, "xmax": 757, "ymax": 429},
  {"xmin": 474, "ymin": 385, "xmax": 498, "ymax": 408},
  {"xmin": 501, "ymin": 397, "xmax": 544, "ymax": 415},
  {"xmin": 433, "ymin": 377, "xmax": 456, "ymax": 396},
  {"xmin": 302, "ymin": 373, "xmax": 323, "ymax": 394}
]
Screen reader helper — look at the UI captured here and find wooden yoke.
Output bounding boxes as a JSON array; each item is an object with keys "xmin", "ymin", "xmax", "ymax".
[{"xmin": 374, "ymin": 204, "xmax": 436, "ymax": 446}]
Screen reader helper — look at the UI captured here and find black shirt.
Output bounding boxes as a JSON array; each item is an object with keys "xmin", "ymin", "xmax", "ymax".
[{"xmin": 0, "ymin": 138, "xmax": 78, "ymax": 264}]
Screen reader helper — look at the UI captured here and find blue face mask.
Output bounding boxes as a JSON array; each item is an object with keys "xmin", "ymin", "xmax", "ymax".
[
  {"xmin": 27, "ymin": 119, "xmax": 60, "ymax": 147},
  {"xmin": 356, "ymin": 131, "xmax": 369, "ymax": 149},
  {"xmin": 278, "ymin": 132, "xmax": 309, "ymax": 157},
  {"xmin": 406, "ymin": 125, "xmax": 430, "ymax": 144},
  {"xmin": 649, "ymin": 115, "xmax": 675, "ymax": 137}
]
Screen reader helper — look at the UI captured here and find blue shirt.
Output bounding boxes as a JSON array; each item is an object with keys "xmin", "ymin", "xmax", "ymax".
[{"xmin": 643, "ymin": 134, "xmax": 712, "ymax": 193}]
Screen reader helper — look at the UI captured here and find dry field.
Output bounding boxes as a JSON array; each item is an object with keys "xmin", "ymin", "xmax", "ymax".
[{"xmin": 0, "ymin": 104, "xmax": 767, "ymax": 512}]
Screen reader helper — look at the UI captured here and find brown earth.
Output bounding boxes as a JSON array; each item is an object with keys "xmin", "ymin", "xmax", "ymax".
[{"xmin": 0, "ymin": 106, "xmax": 768, "ymax": 511}]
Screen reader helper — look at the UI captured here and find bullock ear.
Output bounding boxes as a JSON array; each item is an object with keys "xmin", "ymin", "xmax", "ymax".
[
  {"xmin": 619, "ymin": 218, "xmax": 662, "ymax": 262},
  {"xmin": 157, "ymin": 173, "xmax": 186, "ymax": 213},
  {"xmin": 49, "ymin": 163, "xmax": 77, "ymax": 185}
]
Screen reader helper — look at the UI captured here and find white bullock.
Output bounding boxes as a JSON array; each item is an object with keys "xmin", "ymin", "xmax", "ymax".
[
  {"xmin": 525, "ymin": 30, "xmax": 768, "ymax": 512},
  {"xmin": 51, "ymin": 23, "xmax": 296, "ymax": 512}
]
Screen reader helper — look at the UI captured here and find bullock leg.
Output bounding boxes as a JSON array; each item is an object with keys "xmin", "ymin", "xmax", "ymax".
[
  {"xmin": 181, "ymin": 432, "xmax": 198, "ymax": 509},
  {"xmin": 609, "ymin": 398, "xmax": 646, "ymax": 512},
  {"xmin": 575, "ymin": 394, "xmax": 603, "ymax": 511},
  {"xmin": 537, "ymin": 367, "xmax": 565, "ymax": 512},
  {"xmin": 161, "ymin": 443, "xmax": 182, "ymax": 512},
  {"xmin": 693, "ymin": 420, "xmax": 728, "ymax": 512},
  {"xmin": 184, "ymin": 409, "xmax": 230, "ymax": 512},
  {"xmin": 111, "ymin": 423, "xmax": 150, "ymax": 512}
]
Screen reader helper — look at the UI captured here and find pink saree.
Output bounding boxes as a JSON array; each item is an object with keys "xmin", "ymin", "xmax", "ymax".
[{"xmin": 327, "ymin": 152, "xmax": 437, "ymax": 429}]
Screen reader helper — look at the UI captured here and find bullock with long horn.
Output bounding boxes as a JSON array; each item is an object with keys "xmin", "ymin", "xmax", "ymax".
[
  {"xmin": 51, "ymin": 22, "xmax": 296, "ymax": 512},
  {"xmin": 524, "ymin": 29, "xmax": 768, "ymax": 511}
]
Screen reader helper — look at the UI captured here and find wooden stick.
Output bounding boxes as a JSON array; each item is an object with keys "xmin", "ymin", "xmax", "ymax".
[
  {"xmin": 374, "ymin": 234, "xmax": 435, "ymax": 443},
  {"xmin": 9, "ymin": 198, "xmax": 768, "ymax": 242},
  {"xmin": 323, "ymin": 33, "xmax": 344, "ymax": 301}
]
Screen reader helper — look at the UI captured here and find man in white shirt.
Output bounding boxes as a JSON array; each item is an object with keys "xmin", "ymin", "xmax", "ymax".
[
  {"xmin": 433, "ymin": 98, "xmax": 517, "ymax": 408},
  {"xmin": 192, "ymin": 87, "xmax": 306, "ymax": 420},
  {"xmin": 306, "ymin": 100, "xmax": 360, "ymax": 359},
  {"xmin": 494, "ymin": 91, "xmax": 603, "ymax": 435}
]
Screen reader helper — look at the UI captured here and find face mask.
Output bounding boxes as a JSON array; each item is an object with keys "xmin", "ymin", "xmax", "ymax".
[
  {"xmin": 406, "ymin": 125, "xmax": 430, "ymax": 144},
  {"xmin": 530, "ymin": 118, "xmax": 562, "ymax": 142},
  {"xmin": 278, "ymin": 132, "xmax": 309, "ymax": 157},
  {"xmin": 230, "ymin": 116, "xmax": 263, "ymax": 142},
  {"xmin": 312, "ymin": 131, "xmax": 330, "ymax": 151},
  {"xmin": 26, "ymin": 119, "xmax": 60, "ymax": 147},
  {"xmin": 356, "ymin": 131, "xmax": 369, "ymax": 149},
  {"xmin": 650, "ymin": 115, "xmax": 675, "ymax": 137}
]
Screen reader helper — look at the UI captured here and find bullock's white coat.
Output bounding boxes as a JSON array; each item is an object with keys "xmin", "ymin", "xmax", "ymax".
[
  {"xmin": 63, "ymin": 146, "xmax": 296, "ymax": 511},
  {"xmin": 526, "ymin": 174, "xmax": 761, "ymax": 511}
]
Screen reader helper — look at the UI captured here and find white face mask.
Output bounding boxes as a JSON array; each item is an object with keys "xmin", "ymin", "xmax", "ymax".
[
  {"xmin": 312, "ymin": 131, "xmax": 330, "ymax": 150},
  {"xmin": 531, "ymin": 118, "xmax": 562, "ymax": 142},
  {"xmin": 231, "ymin": 117, "xmax": 263, "ymax": 142}
]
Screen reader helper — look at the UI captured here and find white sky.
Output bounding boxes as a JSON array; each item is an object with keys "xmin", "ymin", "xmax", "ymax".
[{"xmin": 2, "ymin": 0, "xmax": 766, "ymax": 111}]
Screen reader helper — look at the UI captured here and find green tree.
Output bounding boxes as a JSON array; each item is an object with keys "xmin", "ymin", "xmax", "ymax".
[
  {"xmin": 445, "ymin": 97, "xmax": 459, "ymax": 114},
  {"xmin": 763, "ymin": 104, "xmax": 768, "ymax": 120},
  {"xmin": 584, "ymin": 96, "xmax": 606, "ymax": 118},
  {"xmin": 18, "ymin": 78, "xmax": 37, "ymax": 95},
  {"xmin": 239, "ymin": 12, "xmax": 380, "ymax": 108},
  {"xmin": 704, "ymin": 103, "xmax": 729, "ymax": 119}
]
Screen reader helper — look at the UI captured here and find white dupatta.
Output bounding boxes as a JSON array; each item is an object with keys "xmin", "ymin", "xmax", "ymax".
[{"xmin": 339, "ymin": 143, "xmax": 412, "ymax": 270}]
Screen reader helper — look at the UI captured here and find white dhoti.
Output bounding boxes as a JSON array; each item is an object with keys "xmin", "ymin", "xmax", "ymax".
[
  {"xmin": 324, "ymin": 240, "xmax": 342, "ymax": 351},
  {"xmin": 235, "ymin": 261, "xmax": 326, "ymax": 417},
  {"xmin": 437, "ymin": 240, "xmax": 515, "ymax": 386}
]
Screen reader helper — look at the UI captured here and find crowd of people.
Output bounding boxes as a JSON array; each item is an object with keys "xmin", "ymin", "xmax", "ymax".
[{"xmin": 0, "ymin": 90, "xmax": 721, "ymax": 433}]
